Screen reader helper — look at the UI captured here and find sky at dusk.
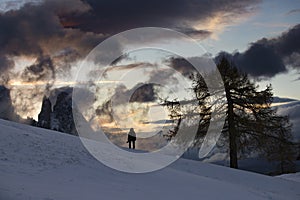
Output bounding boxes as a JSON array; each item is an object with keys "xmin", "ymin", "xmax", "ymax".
[
  {"xmin": 0, "ymin": 0, "xmax": 299, "ymax": 128},
  {"xmin": 202, "ymin": 0, "xmax": 300, "ymax": 99}
]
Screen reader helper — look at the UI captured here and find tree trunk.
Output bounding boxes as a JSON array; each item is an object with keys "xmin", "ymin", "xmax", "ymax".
[
  {"xmin": 280, "ymin": 161, "xmax": 284, "ymax": 174},
  {"xmin": 226, "ymin": 91, "xmax": 238, "ymax": 169}
]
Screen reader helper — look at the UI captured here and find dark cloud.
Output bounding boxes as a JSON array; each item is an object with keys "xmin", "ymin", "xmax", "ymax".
[
  {"xmin": 0, "ymin": 0, "xmax": 262, "ymax": 120},
  {"xmin": 0, "ymin": 0, "xmax": 107, "ymax": 117},
  {"xmin": 1, "ymin": 3, "xmax": 61, "ymax": 56},
  {"xmin": 96, "ymin": 100, "xmax": 113, "ymax": 123},
  {"xmin": 166, "ymin": 57, "xmax": 198, "ymax": 78},
  {"xmin": 286, "ymin": 9, "xmax": 300, "ymax": 16},
  {"xmin": 107, "ymin": 62, "xmax": 155, "ymax": 72},
  {"xmin": 217, "ymin": 24, "xmax": 300, "ymax": 78},
  {"xmin": 129, "ymin": 84, "xmax": 157, "ymax": 103},
  {"xmin": 0, "ymin": 55, "xmax": 13, "ymax": 74},
  {"xmin": 284, "ymin": 53, "xmax": 300, "ymax": 69},
  {"xmin": 53, "ymin": 48, "xmax": 81, "ymax": 77},
  {"xmin": 232, "ymin": 44, "xmax": 285, "ymax": 77},
  {"xmin": 0, "ymin": 0, "xmax": 261, "ymax": 79},
  {"xmin": 112, "ymin": 83, "xmax": 157, "ymax": 106},
  {"xmin": 175, "ymin": 27, "xmax": 212, "ymax": 39},
  {"xmin": 164, "ymin": 56, "xmax": 215, "ymax": 78},
  {"xmin": 110, "ymin": 53, "xmax": 129, "ymax": 66},
  {"xmin": 0, "ymin": 0, "xmax": 103, "ymax": 75},
  {"xmin": 276, "ymin": 24, "xmax": 300, "ymax": 58},
  {"xmin": 147, "ymin": 67, "xmax": 179, "ymax": 86},
  {"xmin": 61, "ymin": 0, "xmax": 260, "ymax": 35},
  {"xmin": 21, "ymin": 56, "xmax": 55, "ymax": 82}
]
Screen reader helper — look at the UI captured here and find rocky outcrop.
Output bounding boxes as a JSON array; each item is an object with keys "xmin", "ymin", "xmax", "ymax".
[
  {"xmin": 0, "ymin": 85, "xmax": 20, "ymax": 122},
  {"xmin": 37, "ymin": 97, "xmax": 52, "ymax": 129},
  {"xmin": 37, "ymin": 87, "xmax": 77, "ymax": 135}
]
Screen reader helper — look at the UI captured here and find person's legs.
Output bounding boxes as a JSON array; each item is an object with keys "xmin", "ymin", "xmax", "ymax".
[
  {"xmin": 129, "ymin": 141, "xmax": 131, "ymax": 149},
  {"xmin": 133, "ymin": 141, "xmax": 135, "ymax": 149}
]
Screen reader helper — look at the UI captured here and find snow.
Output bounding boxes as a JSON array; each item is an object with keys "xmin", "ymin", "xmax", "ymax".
[
  {"xmin": 0, "ymin": 119, "xmax": 299, "ymax": 200},
  {"xmin": 278, "ymin": 173, "xmax": 300, "ymax": 183}
]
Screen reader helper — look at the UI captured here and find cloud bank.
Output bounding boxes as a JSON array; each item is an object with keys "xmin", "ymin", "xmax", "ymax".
[{"xmin": 217, "ymin": 24, "xmax": 300, "ymax": 78}]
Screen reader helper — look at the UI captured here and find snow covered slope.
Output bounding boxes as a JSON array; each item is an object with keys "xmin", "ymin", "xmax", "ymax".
[
  {"xmin": 0, "ymin": 119, "xmax": 299, "ymax": 200},
  {"xmin": 278, "ymin": 172, "xmax": 300, "ymax": 183}
]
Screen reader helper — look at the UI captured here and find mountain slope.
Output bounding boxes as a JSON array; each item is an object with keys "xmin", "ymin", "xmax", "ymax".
[{"xmin": 0, "ymin": 119, "xmax": 299, "ymax": 200}]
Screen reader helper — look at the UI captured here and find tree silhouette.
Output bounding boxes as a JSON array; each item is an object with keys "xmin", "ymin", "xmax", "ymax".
[{"xmin": 165, "ymin": 57, "xmax": 297, "ymax": 171}]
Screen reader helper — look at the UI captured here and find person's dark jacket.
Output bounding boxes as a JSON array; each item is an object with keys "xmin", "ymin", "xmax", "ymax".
[{"xmin": 127, "ymin": 129, "xmax": 136, "ymax": 142}]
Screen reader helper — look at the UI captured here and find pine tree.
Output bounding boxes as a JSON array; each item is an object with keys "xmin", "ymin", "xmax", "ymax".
[
  {"xmin": 165, "ymin": 57, "xmax": 297, "ymax": 170},
  {"xmin": 193, "ymin": 57, "xmax": 296, "ymax": 169}
]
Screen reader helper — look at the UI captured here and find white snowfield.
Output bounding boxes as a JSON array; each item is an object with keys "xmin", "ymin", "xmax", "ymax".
[{"xmin": 0, "ymin": 119, "xmax": 299, "ymax": 200}]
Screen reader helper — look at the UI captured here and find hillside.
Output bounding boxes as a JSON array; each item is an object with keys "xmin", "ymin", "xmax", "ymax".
[{"xmin": 0, "ymin": 119, "xmax": 299, "ymax": 200}]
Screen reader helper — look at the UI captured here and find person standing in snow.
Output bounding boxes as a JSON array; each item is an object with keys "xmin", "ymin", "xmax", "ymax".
[{"xmin": 127, "ymin": 128, "xmax": 136, "ymax": 149}]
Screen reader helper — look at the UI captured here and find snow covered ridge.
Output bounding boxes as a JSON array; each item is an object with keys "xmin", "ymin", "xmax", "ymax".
[
  {"xmin": 0, "ymin": 119, "xmax": 299, "ymax": 200},
  {"xmin": 278, "ymin": 172, "xmax": 300, "ymax": 183}
]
